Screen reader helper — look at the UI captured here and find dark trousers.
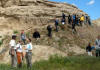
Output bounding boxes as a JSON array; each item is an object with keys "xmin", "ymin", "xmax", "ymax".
[
  {"xmin": 22, "ymin": 39, "xmax": 26, "ymax": 45},
  {"xmin": 55, "ymin": 25, "xmax": 58, "ymax": 32},
  {"xmin": 96, "ymin": 49, "xmax": 100, "ymax": 57},
  {"xmin": 72, "ymin": 21, "xmax": 77, "ymax": 33},
  {"xmin": 48, "ymin": 30, "xmax": 52, "ymax": 37},
  {"xmin": 68, "ymin": 19, "xmax": 71, "ymax": 24}
]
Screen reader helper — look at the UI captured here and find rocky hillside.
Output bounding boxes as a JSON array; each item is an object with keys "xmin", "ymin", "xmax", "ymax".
[
  {"xmin": 93, "ymin": 18, "xmax": 100, "ymax": 26},
  {"xmin": 0, "ymin": 0, "xmax": 100, "ymax": 64},
  {"xmin": 0, "ymin": 0, "xmax": 87, "ymax": 35}
]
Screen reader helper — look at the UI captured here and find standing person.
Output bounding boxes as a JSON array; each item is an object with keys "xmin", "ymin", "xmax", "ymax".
[
  {"xmin": 47, "ymin": 25, "xmax": 52, "ymax": 38},
  {"xmin": 87, "ymin": 16, "xmax": 92, "ymax": 25},
  {"xmin": 72, "ymin": 14, "xmax": 77, "ymax": 33},
  {"xmin": 76, "ymin": 15, "xmax": 79, "ymax": 26},
  {"xmin": 86, "ymin": 43, "xmax": 92, "ymax": 56},
  {"xmin": 25, "ymin": 38, "xmax": 33, "ymax": 68},
  {"xmin": 33, "ymin": 30, "xmax": 41, "ymax": 44},
  {"xmin": 80, "ymin": 15, "xmax": 85, "ymax": 26},
  {"xmin": 95, "ymin": 36, "xmax": 100, "ymax": 57},
  {"xmin": 68, "ymin": 14, "xmax": 72, "ymax": 24},
  {"xmin": 55, "ymin": 18, "xmax": 59, "ymax": 32},
  {"xmin": 62, "ymin": 13, "xmax": 66, "ymax": 20},
  {"xmin": 16, "ymin": 41, "xmax": 23, "ymax": 68},
  {"xmin": 61, "ymin": 18, "xmax": 66, "ymax": 30},
  {"xmin": 9, "ymin": 34, "xmax": 17, "ymax": 68},
  {"xmin": 61, "ymin": 18, "xmax": 66, "ymax": 25},
  {"xmin": 21, "ymin": 30, "xmax": 26, "ymax": 45},
  {"xmin": 86, "ymin": 16, "xmax": 88, "ymax": 24}
]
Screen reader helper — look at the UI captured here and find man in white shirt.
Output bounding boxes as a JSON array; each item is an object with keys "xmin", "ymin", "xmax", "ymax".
[
  {"xmin": 9, "ymin": 34, "xmax": 17, "ymax": 67},
  {"xmin": 25, "ymin": 38, "xmax": 33, "ymax": 68}
]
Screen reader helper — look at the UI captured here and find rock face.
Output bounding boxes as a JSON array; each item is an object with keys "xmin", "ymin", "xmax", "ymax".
[
  {"xmin": 0, "ymin": 0, "xmax": 87, "ymax": 17},
  {"xmin": 93, "ymin": 18, "xmax": 100, "ymax": 26},
  {"xmin": 0, "ymin": 0, "xmax": 87, "ymax": 35}
]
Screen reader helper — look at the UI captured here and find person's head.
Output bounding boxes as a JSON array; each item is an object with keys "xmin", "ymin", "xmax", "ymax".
[
  {"xmin": 82, "ymin": 15, "xmax": 84, "ymax": 16},
  {"xmin": 34, "ymin": 29, "xmax": 38, "ymax": 32},
  {"xmin": 12, "ymin": 34, "xmax": 17, "ymax": 40},
  {"xmin": 21, "ymin": 30, "xmax": 24, "ymax": 34},
  {"xmin": 88, "ymin": 42, "xmax": 91, "ymax": 47},
  {"xmin": 27, "ymin": 38, "xmax": 31, "ymax": 43}
]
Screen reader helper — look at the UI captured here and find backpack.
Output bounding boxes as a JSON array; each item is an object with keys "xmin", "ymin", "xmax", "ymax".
[
  {"xmin": 55, "ymin": 20, "xmax": 59, "ymax": 25},
  {"xmin": 73, "ymin": 15, "xmax": 76, "ymax": 20}
]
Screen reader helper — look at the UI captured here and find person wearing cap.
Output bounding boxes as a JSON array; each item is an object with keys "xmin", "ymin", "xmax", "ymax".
[{"xmin": 9, "ymin": 34, "xmax": 17, "ymax": 67}]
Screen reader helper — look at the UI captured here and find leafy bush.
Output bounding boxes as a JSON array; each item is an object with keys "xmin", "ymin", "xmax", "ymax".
[
  {"xmin": 13, "ymin": 30, "xmax": 19, "ymax": 34},
  {"xmin": 0, "ymin": 40, "xmax": 3, "ymax": 46}
]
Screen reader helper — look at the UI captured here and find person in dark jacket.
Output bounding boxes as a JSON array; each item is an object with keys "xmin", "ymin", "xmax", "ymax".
[
  {"xmin": 68, "ymin": 14, "xmax": 72, "ymax": 24},
  {"xmin": 76, "ymin": 15, "xmax": 79, "ymax": 26},
  {"xmin": 62, "ymin": 13, "xmax": 66, "ymax": 20},
  {"xmin": 33, "ymin": 30, "xmax": 40, "ymax": 44},
  {"xmin": 87, "ymin": 16, "xmax": 92, "ymax": 25},
  {"xmin": 72, "ymin": 14, "xmax": 77, "ymax": 33},
  {"xmin": 33, "ymin": 30, "xmax": 40, "ymax": 39},
  {"xmin": 47, "ymin": 25, "xmax": 52, "ymax": 37},
  {"xmin": 86, "ymin": 43, "xmax": 92, "ymax": 56},
  {"xmin": 55, "ymin": 19, "xmax": 59, "ymax": 32}
]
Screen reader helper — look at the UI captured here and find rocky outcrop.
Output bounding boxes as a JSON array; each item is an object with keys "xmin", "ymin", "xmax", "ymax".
[
  {"xmin": 93, "ymin": 18, "xmax": 100, "ymax": 26},
  {"xmin": 0, "ymin": 0, "xmax": 87, "ymax": 35},
  {"xmin": 0, "ymin": 0, "xmax": 87, "ymax": 17}
]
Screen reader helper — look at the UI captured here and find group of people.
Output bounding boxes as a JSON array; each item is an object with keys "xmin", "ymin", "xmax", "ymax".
[
  {"xmin": 9, "ymin": 32, "xmax": 33, "ymax": 68},
  {"xmin": 86, "ymin": 35, "xmax": 100, "ymax": 57},
  {"xmin": 54, "ymin": 13, "xmax": 92, "ymax": 34},
  {"xmin": 8, "ymin": 13, "xmax": 92, "ymax": 68}
]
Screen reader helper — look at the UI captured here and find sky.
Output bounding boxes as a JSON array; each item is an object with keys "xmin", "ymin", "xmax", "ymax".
[{"xmin": 49, "ymin": 0, "xmax": 100, "ymax": 20}]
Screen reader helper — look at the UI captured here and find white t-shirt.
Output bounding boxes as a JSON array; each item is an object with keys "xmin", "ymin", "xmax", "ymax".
[
  {"xmin": 16, "ymin": 43, "xmax": 23, "ymax": 52},
  {"xmin": 62, "ymin": 22, "xmax": 65, "ymax": 25},
  {"xmin": 26, "ymin": 43, "xmax": 32, "ymax": 52},
  {"xmin": 9, "ymin": 40, "xmax": 16, "ymax": 49}
]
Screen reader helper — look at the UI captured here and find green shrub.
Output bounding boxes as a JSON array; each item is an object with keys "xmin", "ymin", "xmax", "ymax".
[
  {"xmin": 13, "ymin": 30, "xmax": 19, "ymax": 34},
  {"xmin": 0, "ymin": 40, "xmax": 3, "ymax": 46},
  {"xmin": 0, "ymin": 36, "xmax": 2, "ymax": 38},
  {"xmin": 26, "ymin": 32, "xmax": 30, "ymax": 38},
  {"xmin": 0, "ymin": 56, "xmax": 100, "ymax": 70}
]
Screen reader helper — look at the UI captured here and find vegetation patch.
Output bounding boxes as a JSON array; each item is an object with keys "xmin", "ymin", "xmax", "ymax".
[{"xmin": 0, "ymin": 55, "xmax": 100, "ymax": 70}]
